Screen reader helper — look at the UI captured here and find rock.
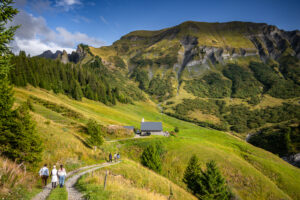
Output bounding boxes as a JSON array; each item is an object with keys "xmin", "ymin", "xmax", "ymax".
[{"xmin": 60, "ymin": 50, "xmax": 69, "ymax": 64}]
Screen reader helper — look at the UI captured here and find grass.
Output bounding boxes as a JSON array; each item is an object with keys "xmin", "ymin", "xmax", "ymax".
[
  {"xmin": 47, "ymin": 187, "xmax": 68, "ymax": 200},
  {"xmin": 0, "ymin": 156, "xmax": 41, "ymax": 200},
  {"xmin": 76, "ymin": 159, "xmax": 197, "ymax": 200},
  {"xmin": 10, "ymin": 86, "xmax": 300, "ymax": 200}
]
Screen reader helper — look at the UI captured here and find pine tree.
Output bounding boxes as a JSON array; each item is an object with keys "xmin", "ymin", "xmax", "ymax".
[
  {"xmin": 197, "ymin": 160, "xmax": 231, "ymax": 200},
  {"xmin": 141, "ymin": 144, "xmax": 162, "ymax": 173},
  {"xmin": 183, "ymin": 157, "xmax": 231, "ymax": 200},
  {"xmin": 10, "ymin": 103, "xmax": 42, "ymax": 164},
  {"xmin": 0, "ymin": 1, "xmax": 43, "ymax": 166},
  {"xmin": 72, "ymin": 80, "xmax": 83, "ymax": 100},
  {"xmin": 183, "ymin": 155, "xmax": 202, "ymax": 193},
  {"xmin": 0, "ymin": 0, "xmax": 19, "ymax": 156}
]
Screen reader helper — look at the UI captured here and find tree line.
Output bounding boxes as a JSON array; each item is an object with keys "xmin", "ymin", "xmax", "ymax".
[{"xmin": 9, "ymin": 52, "xmax": 131, "ymax": 105}]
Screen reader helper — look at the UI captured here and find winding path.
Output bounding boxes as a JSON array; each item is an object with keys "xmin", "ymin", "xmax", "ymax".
[
  {"xmin": 32, "ymin": 162, "xmax": 120, "ymax": 200},
  {"xmin": 66, "ymin": 162, "xmax": 120, "ymax": 200}
]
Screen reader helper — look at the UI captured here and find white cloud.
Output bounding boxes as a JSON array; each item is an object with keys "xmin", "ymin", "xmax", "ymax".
[
  {"xmin": 56, "ymin": 0, "xmax": 81, "ymax": 10},
  {"xmin": 100, "ymin": 16, "xmax": 108, "ymax": 24},
  {"xmin": 13, "ymin": 38, "xmax": 75, "ymax": 56},
  {"xmin": 9, "ymin": 10, "xmax": 105, "ymax": 56}
]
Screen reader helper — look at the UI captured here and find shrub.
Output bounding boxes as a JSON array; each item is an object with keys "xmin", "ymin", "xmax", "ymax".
[
  {"xmin": 249, "ymin": 61, "xmax": 300, "ymax": 98},
  {"xmin": 86, "ymin": 120, "xmax": 104, "ymax": 147},
  {"xmin": 223, "ymin": 64, "xmax": 262, "ymax": 98},
  {"xmin": 30, "ymin": 96, "xmax": 83, "ymax": 119},
  {"xmin": 174, "ymin": 127, "xmax": 179, "ymax": 133},
  {"xmin": 248, "ymin": 124, "xmax": 299, "ymax": 156},
  {"xmin": 141, "ymin": 144, "xmax": 162, "ymax": 173},
  {"xmin": 185, "ymin": 72, "xmax": 232, "ymax": 98}
]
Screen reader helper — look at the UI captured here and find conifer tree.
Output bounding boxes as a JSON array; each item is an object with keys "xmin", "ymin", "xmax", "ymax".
[
  {"xmin": 196, "ymin": 160, "xmax": 231, "ymax": 200},
  {"xmin": 141, "ymin": 144, "xmax": 162, "ymax": 173},
  {"xmin": 8, "ymin": 103, "xmax": 43, "ymax": 165},
  {"xmin": 183, "ymin": 156, "xmax": 231, "ymax": 200},
  {"xmin": 183, "ymin": 155, "xmax": 201, "ymax": 193},
  {"xmin": 0, "ymin": 1, "xmax": 43, "ymax": 166},
  {"xmin": 0, "ymin": 0, "xmax": 19, "ymax": 156}
]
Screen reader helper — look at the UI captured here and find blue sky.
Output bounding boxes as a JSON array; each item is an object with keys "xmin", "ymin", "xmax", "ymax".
[{"xmin": 13, "ymin": 0, "xmax": 300, "ymax": 55}]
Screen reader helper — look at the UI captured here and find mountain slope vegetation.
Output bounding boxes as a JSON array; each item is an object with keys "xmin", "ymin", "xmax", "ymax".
[
  {"xmin": 86, "ymin": 21, "xmax": 300, "ymax": 158},
  {"xmin": 7, "ymin": 86, "xmax": 300, "ymax": 200}
]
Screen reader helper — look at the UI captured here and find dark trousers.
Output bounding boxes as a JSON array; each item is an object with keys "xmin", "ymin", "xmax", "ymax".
[
  {"xmin": 52, "ymin": 182, "xmax": 57, "ymax": 188},
  {"xmin": 41, "ymin": 175, "xmax": 48, "ymax": 186}
]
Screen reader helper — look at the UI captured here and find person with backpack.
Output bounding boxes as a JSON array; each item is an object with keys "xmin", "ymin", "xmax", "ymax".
[
  {"xmin": 39, "ymin": 164, "xmax": 49, "ymax": 187},
  {"xmin": 58, "ymin": 165, "xmax": 67, "ymax": 188},
  {"xmin": 109, "ymin": 153, "xmax": 112, "ymax": 162},
  {"xmin": 50, "ymin": 165, "xmax": 58, "ymax": 188}
]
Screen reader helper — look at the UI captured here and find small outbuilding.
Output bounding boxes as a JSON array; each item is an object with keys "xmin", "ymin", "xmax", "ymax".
[{"xmin": 141, "ymin": 122, "xmax": 163, "ymax": 136}]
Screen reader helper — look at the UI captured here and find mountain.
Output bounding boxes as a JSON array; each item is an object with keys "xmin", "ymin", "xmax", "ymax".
[
  {"xmin": 37, "ymin": 43, "xmax": 90, "ymax": 64},
  {"xmin": 88, "ymin": 21, "xmax": 300, "ymax": 161},
  {"xmin": 13, "ymin": 21, "xmax": 300, "ymax": 164}
]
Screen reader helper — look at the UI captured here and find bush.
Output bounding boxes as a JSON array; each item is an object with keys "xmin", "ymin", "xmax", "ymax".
[
  {"xmin": 30, "ymin": 96, "xmax": 83, "ymax": 119},
  {"xmin": 248, "ymin": 124, "xmax": 299, "ymax": 156},
  {"xmin": 86, "ymin": 120, "xmax": 104, "ymax": 147},
  {"xmin": 185, "ymin": 72, "xmax": 232, "ymax": 98},
  {"xmin": 249, "ymin": 61, "xmax": 300, "ymax": 98},
  {"xmin": 223, "ymin": 64, "xmax": 262, "ymax": 98},
  {"xmin": 174, "ymin": 127, "xmax": 179, "ymax": 133},
  {"xmin": 141, "ymin": 144, "xmax": 162, "ymax": 173}
]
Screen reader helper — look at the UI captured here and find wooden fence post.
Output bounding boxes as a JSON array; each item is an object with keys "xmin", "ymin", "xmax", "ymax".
[
  {"xmin": 104, "ymin": 170, "xmax": 108, "ymax": 190},
  {"xmin": 168, "ymin": 170, "xmax": 173, "ymax": 200}
]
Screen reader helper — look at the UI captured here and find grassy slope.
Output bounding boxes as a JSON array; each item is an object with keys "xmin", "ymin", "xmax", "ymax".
[
  {"xmin": 13, "ymin": 86, "xmax": 300, "ymax": 200},
  {"xmin": 76, "ymin": 159, "xmax": 197, "ymax": 200}
]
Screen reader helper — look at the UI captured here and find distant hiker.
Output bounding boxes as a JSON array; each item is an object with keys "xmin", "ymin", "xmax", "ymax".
[
  {"xmin": 109, "ymin": 153, "xmax": 112, "ymax": 162},
  {"xmin": 117, "ymin": 153, "xmax": 120, "ymax": 161},
  {"xmin": 114, "ymin": 153, "xmax": 117, "ymax": 162},
  {"xmin": 58, "ymin": 165, "xmax": 67, "ymax": 188},
  {"xmin": 39, "ymin": 164, "xmax": 49, "ymax": 187},
  {"xmin": 51, "ymin": 165, "xmax": 58, "ymax": 188}
]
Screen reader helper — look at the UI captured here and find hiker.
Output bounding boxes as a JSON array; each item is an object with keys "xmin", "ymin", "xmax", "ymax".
[
  {"xmin": 58, "ymin": 165, "xmax": 67, "ymax": 188},
  {"xmin": 117, "ymin": 153, "xmax": 120, "ymax": 161},
  {"xmin": 109, "ymin": 153, "xmax": 112, "ymax": 162},
  {"xmin": 114, "ymin": 153, "xmax": 117, "ymax": 162},
  {"xmin": 51, "ymin": 165, "xmax": 58, "ymax": 188},
  {"xmin": 39, "ymin": 164, "xmax": 49, "ymax": 187}
]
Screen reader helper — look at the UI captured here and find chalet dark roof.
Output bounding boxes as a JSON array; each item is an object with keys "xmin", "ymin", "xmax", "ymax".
[
  {"xmin": 141, "ymin": 122, "xmax": 162, "ymax": 131},
  {"xmin": 123, "ymin": 126, "xmax": 134, "ymax": 130}
]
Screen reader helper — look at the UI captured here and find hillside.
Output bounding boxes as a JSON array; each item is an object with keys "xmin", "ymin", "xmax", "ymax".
[
  {"xmin": 1, "ymin": 86, "xmax": 299, "ymax": 200},
  {"xmin": 35, "ymin": 21, "xmax": 300, "ymax": 159},
  {"xmin": 4, "ymin": 20, "xmax": 300, "ymax": 199}
]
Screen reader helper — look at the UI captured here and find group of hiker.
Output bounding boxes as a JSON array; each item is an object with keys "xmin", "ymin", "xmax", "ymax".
[
  {"xmin": 38, "ymin": 154, "xmax": 120, "ymax": 188},
  {"xmin": 109, "ymin": 152, "xmax": 120, "ymax": 162},
  {"xmin": 39, "ymin": 164, "xmax": 67, "ymax": 188}
]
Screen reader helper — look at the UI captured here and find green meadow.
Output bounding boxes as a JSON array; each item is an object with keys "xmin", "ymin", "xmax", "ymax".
[{"xmin": 13, "ymin": 86, "xmax": 300, "ymax": 200}]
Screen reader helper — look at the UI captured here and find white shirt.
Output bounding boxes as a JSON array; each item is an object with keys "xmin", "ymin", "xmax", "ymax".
[{"xmin": 51, "ymin": 169, "xmax": 58, "ymax": 182}]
